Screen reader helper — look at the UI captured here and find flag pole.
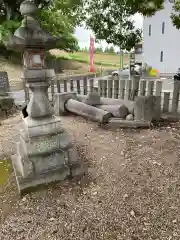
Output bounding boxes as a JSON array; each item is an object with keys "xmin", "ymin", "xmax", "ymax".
[{"xmin": 89, "ymin": 35, "xmax": 95, "ymax": 72}]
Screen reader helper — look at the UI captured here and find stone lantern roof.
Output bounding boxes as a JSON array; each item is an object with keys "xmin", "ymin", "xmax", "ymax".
[{"xmin": 5, "ymin": 0, "xmax": 60, "ymax": 52}]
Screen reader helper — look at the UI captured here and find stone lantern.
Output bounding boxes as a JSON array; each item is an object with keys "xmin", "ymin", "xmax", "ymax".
[{"xmin": 6, "ymin": 0, "xmax": 83, "ymax": 194}]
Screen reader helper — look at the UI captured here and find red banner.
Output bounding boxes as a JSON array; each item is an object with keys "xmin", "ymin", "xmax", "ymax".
[{"xmin": 89, "ymin": 36, "xmax": 94, "ymax": 72}]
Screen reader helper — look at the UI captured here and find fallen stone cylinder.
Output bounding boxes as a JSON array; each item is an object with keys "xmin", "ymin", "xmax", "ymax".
[
  {"xmin": 65, "ymin": 99, "xmax": 112, "ymax": 123},
  {"xmin": 96, "ymin": 104, "xmax": 128, "ymax": 118},
  {"xmin": 100, "ymin": 98, "xmax": 134, "ymax": 114},
  {"xmin": 76, "ymin": 94, "xmax": 134, "ymax": 114},
  {"xmin": 107, "ymin": 118, "xmax": 150, "ymax": 128},
  {"xmin": 54, "ymin": 92, "xmax": 77, "ymax": 116}
]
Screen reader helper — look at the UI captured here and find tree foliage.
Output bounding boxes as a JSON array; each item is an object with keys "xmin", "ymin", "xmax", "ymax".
[
  {"xmin": 0, "ymin": 0, "xmax": 83, "ymax": 52},
  {"xmin": 104, "ymin": 46, "xmax": 115, "ymax": 53},
  {"xmin": 171, "ymin": 0, "xmax": 180, "ymax": 29},
  {"xmin": 1, "ymin": 0, "xmax": 178, "ymax": 55},
  {"xmin": 94, "ymin": 47, "xmax": 103, "ymax": 53},
  {"xmin": 84, "ymin": 0, "xmax": 164, "ymax": 50},
  {"xmin": 0, "ymin": 0, "xmax": 50, "ymax": 21},
  {"xmin": 39, "ymin": 0, "xmax": 83, "ymax": 51}
]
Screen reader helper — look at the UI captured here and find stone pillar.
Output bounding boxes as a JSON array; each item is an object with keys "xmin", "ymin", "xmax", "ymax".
[
  {"xmin": 130, "ymin": 75, "xmax": 140, "ymax": 100},
  {"xmin": 96, "ymin": 104, "xmax": 129, "ymax": 118},
  {"xmin": 65, "ymin": 99, "xmax": 112, "ymax": 123},
  {"xmin": 76, "ymin": 94, "xmax": 135, "ymax": 114},
  {"xmin": 134, "ymin": 96, "xmax": 154, "ymax": 121},
  {"xmin": 171, "ymin": 80, "xmax": 180, "ymax": 113},
  {"xmin": 21, "ymin": 69, "xmax": 54, "ymax": 118},
  {"xmin": 134, "ymin": 95, "xmax": 161, "ymax": 121}
]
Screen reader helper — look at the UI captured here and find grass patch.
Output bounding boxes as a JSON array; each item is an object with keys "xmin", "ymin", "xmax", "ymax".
[
  {"xmin": 0, "ymin": 159, "xmax": 12, "ymax": 185},
  {"xmin": 48, "ymin": 52, "xmax": 121, "ymax": 67}
]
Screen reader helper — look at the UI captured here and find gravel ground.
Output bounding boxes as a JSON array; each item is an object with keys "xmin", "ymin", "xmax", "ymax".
[
  {"xmin": 1, "ymin": 114, "xmax": 180, "ymax": 240},
  {"xmin": 0, "ymin": 113, "xmax": 21, "ymax": 158}
]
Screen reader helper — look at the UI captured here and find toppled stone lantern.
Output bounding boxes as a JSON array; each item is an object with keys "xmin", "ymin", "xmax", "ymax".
[{"xmin": 6, "ymin": 0, "xmax": 84, "ymax": 194}]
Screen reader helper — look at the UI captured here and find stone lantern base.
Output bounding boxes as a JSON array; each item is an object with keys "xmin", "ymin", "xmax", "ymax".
[{"xmin": 12, "ymin": 115, "xmax": 84, "ymax": 194}]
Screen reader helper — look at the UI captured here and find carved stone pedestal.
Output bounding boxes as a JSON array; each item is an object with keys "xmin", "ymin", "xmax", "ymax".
[
  {"xmin": 12, "ymin": 69, "xmax": 84, "ymax": 194},
  {"xmin": 12, "ymin": 115, "xmax": 84, "ymax": 194}
]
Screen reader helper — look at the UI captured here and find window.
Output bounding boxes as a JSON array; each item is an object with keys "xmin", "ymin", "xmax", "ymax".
[
  {"xmin": 160, "ymin": 51, "xmax": 163, "ymax": 62},
  {"xmin": 162, "ymin": 22, "xmax": 165, "ymax": 34},
  {"xmin": 149, "ymin": 24, "xmax": 151, "ymax": 36}
]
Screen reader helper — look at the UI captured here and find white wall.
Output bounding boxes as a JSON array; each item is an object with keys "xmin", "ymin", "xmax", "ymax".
[
  {"xmin": 135, "ymin": 53, "xmax": 143, "ymax": 63},
  {"xmin": 143, "ymin": 0, "xmax": 180, "ymax": 73}
]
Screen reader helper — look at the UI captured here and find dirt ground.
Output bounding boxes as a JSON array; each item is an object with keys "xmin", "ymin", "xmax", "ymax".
[{"xmin": 0, "ymin": 113, "xmax": 180, "ymax": 240}]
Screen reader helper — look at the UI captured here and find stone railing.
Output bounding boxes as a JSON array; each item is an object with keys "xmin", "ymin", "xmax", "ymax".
[{"xmin": 25, "ymin": 74, "xmax": 180, "ymax": 114}]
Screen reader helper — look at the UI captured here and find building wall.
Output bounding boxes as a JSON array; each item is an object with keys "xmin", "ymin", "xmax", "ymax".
[
  {"xmin": 135, "ymin": 53, "xmax": 143, "ymax": 63},
  {"xmin": 143, "ymin": 0, "xmax": 180, "ymax": 73}
]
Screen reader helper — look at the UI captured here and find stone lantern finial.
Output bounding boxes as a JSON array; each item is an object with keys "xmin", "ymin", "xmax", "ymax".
[
  {"xmin": 5, "ymin": 0, "xmax": 60, "ymax": 51},
  {"xmin": 20, "ymin": 0, "xmax": 37, "ymax": 16}
]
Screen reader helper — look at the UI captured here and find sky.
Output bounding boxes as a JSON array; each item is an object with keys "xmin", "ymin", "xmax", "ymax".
[{"xmin": 74, "ymin": 13, "xmax": 143, "ymax": 50}]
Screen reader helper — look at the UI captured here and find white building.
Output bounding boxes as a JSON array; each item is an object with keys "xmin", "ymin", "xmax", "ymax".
[{"xmin": 143, "ymin": 0, "xmax": 180, "ymax": 74}]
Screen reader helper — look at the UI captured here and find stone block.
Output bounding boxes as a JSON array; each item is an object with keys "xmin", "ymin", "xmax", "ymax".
[
  {"xmin": 12, "ymin": 115, "xmax": 85, "ymax": 194},
  {"xmin": 126, "ymin": 114, "xmax": 134, "ymax": 120},
  {"xmin": 67, "ymin": 147, "xmax": 85, "ymax": 178},
  {"xmin": 82, "ymin": 91, "xmax": 100, "ymax": 106},
  {"xmin": 23, "ymin": 115, "xmax": 64, "ymax": 137},
  {"xmin": 27, "ymin": 82, "xmax": 53, "ymax": 118},
  {"xmin": 28, "ymin": 151, "xmax": 69, "ymax": 174},
  {"xmin": 54, "ymin": 92, "xmax": 77, "ymax": 115},
  {"xmin": 0, "ymin": 96, "xmax": 14, "ymax": 111},
  {"xmin": 108, "ymin": 118, "xmax": 150, "ymax": 128},
  {"xmin": 16, "ymin": 137, "xmax": 33, "ymax": 178},
  {"xmin": 134, "ymin": 96, "xmax": 154, "ymax": 121},
  {"xmin": 27, "ymin": 132, "xmax": 72, "ymax": 157},
  {"xmin": 0, "ymin": 71, "xmax": 9, "ymax": 95},
  {"xmin": 0, "ymin": 109, "xmax": 6, "ymax": 118},
  {"xmin": 152, "ymin": 96, "xmax": 161, "ymax": 120},
  {"xmin": 134, "ymin": 95, "xmax": 161, "ymax": 121},
  {"xmin": 12, "ymin": 153, "xmax": 70, "ymax": 195}
]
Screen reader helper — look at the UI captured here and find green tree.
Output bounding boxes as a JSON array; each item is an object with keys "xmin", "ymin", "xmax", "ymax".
[
  {"xmin": 104, "ymin": 46, "xmax": 109, "ymax": 53},
  {"xmin": 171, "ymin": 1, "xmax": 180, "ymax": 29},
  {"xmin": 0, "ymin": 0, "xmax": 83, "ymax": 52},
  {"xmin": 83, "ymin": 46, "xmax": 89, "ymax": 52},
  {"xmin": 84, "ymin": 0, "xmax": 164, "ymax": 50},
  {"xmin": 0, "ymin": 0, "xmax": 50, "ymax": 21},
  {"xmin": 39, "ymin": 0, "xmax": 82, "ymax": 51},
  {"xmin": 109, "ymin": 46, "xmax": 115, "ymax": 53},
  {"xmin": 94, "ymin": 47, "xmax": 103, "ymax": 53}
]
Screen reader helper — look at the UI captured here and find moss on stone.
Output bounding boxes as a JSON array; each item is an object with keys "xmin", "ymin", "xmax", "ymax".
[{"xmin": 0, "ymin": 96, "xmax": 14, "ymax": 111}]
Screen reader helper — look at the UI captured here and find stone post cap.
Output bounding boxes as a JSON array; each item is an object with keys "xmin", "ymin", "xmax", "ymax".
[{"xmin": 20, "ymin": 0, "xmax": 38, "ymax": 16}]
